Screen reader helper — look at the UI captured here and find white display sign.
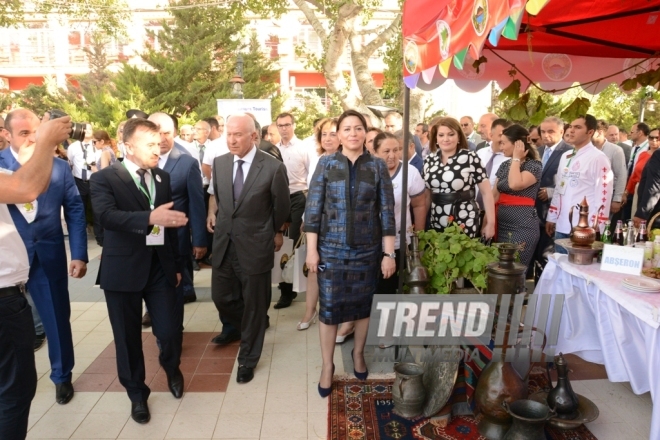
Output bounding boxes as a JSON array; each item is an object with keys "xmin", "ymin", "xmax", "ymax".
[
  {"xmin": 216, "ymin": 99, "xmax": 272, "ymax": 129},
  {"xmin": 600, "ymin": 244, "xmax": 645, "ymax": 275}
]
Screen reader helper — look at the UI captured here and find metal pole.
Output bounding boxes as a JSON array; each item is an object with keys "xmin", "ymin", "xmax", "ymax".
[
  {"xmin": 640, "ymin": 95, "xmax": 647, "ymax": 122},
  {"xmin": 397, "ymin": 86, "xmax": 411, "ymax": 294}
]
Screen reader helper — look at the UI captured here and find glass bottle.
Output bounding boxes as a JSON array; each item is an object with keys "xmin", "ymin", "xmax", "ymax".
[
  {"xmin": 601, "ymin": 220, "xmax": 612, "ymax": 244},
  {"xmin": 638, "ymin": 220, "xmax": 649, "ymax": 243},
  {"xmin": 613, "ymin": 220, "xmax": 624, "ymax": 246},
  {"xmin": 625, "ymin": 220, "xmax": 637, "ymax": 247}
]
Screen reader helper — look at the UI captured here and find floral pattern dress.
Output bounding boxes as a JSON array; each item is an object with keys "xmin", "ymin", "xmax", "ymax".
[{"xmin": 423, "ymin": 149, "xmax": 488, "ymax": 238}]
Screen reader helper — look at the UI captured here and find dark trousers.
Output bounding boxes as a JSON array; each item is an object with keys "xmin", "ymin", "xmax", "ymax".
[
  {"xmin": 0, "ymin": 293, "xmax": 37, "ymax": 440},
  {"xmin": 280, "ymin": 191, "xmax": 307, "ymax": 298},
  {"xmin": 104, "ymin": 253, "xmax": 182, "ymax": 403},
  {"xmin": 26, "ymin": 255, "xmax": 74, "ymax": 384},
  {"xmin": 75, "ymin": 177, "xmax": 103, "ymax": 245},
  {"xmin": 178, "ymin": 246, "xmax": 195, "ymax": 300},
  {"xmin": 202, "ymin": 186, "xmax": 213, "ymax": 257},
  {"xmin": 532, "ymin": 224, "xmax": 555, "ymax": 283},
  {"xmin": 212, "ymin": 241, "xmax": 270, "ymax": 368}
]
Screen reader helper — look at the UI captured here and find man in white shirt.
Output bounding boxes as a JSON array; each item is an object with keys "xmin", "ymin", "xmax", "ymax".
[
  {"xmin": 274, "ymin": 112, "xmax": 310, "ymax": 309},
  {"xmin": 175, "ymin": 124, "xmax": 194, "ymax": 147},
  {"xmin": 475, "ymin": 113, "xmax": 498, "ymax": 151},
  {"xmin": 477, "ymin": 118, "xmax": 512, "ymax": 189},
  {"xmin": 0, "ymin": 114, "xmax": 72, "ymax": 440},
  {"xmin": 546, "ymin": 115, "xmax": 613, "ymax": 253},
  {"xmin": 67, "ymin": 123, "xmax": 101, "ymax": 242}
]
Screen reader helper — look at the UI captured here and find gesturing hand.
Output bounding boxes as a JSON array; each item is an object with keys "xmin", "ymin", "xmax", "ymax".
[{"xmin": 149, "ymin": 202, "xmax": 188, "ymax": 227}]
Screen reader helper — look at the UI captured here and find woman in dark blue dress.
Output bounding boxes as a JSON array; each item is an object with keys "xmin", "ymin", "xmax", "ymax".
[{"xmin": 304, "ymin": 110, "xmax": 396, "ymax": 397}]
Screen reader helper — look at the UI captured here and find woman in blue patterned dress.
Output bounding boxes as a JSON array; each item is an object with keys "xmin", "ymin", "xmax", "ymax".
[{"xmin": 304, "ymin": 110, "xmax": 396, "ymax": 397}]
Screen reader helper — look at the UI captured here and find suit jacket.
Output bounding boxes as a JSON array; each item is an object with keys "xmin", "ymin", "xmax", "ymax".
[
  {"xmin": 475, "ymin": 140, "xmax": 488, "ymax": 151},
  {"xmin": 211, "ymin": 148, "xmax": 290, "ymax": 275},
  {"xmin": 0, "ymin": 150, "xmax": 88, "ymax": 279},
  {"xmin": 636, "ymin": 150, "xmax": 660, "ymax": 223},
  {"xmin": 536, "ymin": 141, "xmax": 572, "ymax": 224},
  {"xmin": 618, "ymin": 142, "xmax": 632, "ymax": 165},
  {"xmin": 90, "ymin": 161, "xmax": 180, "ymax": 292},
  {"xmin": 174, "ymin": 141, "xmax": 191, "ymax": 156},
  {"xmin": 259, "ymin": 139, "xmax": 283, "ymax": 162},
  {"xmin": 162, "ymin": 146, "xmax": 206, "ymax": 257}
]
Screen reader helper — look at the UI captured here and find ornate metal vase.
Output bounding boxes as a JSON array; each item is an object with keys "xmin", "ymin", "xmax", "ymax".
[
  {"xmin": 502, "ymin": 400, "xmax": 555, "ymax": 440},
  {"xmin": 487, "ymin": 243, "xmax": 527, "ymax": 307},
  {"xmin": 546, "ymin": 353, "xmax": 580, "ymax": 420},
  {"xmin": 406, "ymin": 234, "xmax": 429, "ymax": 294},
  {"xmin": 392, "ymin": 363, "xmax": 426, "ymax": 418}
]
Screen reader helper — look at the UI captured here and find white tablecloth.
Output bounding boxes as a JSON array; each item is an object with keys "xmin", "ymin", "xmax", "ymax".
[{"xmin": 535, "ymin": 254, "xmax": 659, "ymax": 440}]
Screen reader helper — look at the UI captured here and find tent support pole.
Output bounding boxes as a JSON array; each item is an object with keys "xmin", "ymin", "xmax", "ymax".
[{"xmin": 397, "ymin": 86, "xmax": 411, "ymax": 295}]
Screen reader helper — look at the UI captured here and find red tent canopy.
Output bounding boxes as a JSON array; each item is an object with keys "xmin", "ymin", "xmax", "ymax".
[{"xmin": 403, "ymin": 0, "xmax": 660, "ymax": 88}]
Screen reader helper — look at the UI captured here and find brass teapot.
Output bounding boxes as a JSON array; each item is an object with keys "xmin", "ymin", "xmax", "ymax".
[{"xmin": 568, "ymin": 197, "xmax": 604, "ymax": 248}]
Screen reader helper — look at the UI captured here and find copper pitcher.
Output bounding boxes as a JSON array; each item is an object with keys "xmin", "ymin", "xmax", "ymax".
[{"xmin": 568, "ymin": 197, "xmax": 604, "ymax": 248}]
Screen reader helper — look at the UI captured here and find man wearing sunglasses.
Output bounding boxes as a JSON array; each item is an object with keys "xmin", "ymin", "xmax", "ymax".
[{"xmin": 460, "ymin": 116, "xmax": 482, "ymax": 147}]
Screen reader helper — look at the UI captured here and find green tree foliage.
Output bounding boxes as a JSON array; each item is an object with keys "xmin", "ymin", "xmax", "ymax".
[
  {"xmin": 113, "ymin": 0, "xmax": 280, "ymax": 119},
  {"xmin": 591, "ymin": 83, "xmax": 660, "ymax": 129},
  {"xmin": 381, "ymin": 15, "xmax": 403, "ymax": 105},
  {"xmin": 1, "ymin": 0, "xmax": 129, "ymax": 35}
]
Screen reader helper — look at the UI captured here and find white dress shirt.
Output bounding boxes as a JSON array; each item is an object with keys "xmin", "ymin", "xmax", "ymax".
[
  {"xmin": 208, "ymin": 145, "xmax": 257, "ymax": 196},
  {"xmin": 277, "ymin": 136, "xmax": 310, "ymax": 193},
  {"xmin": 476, "ymin": 145, "xmax": 510, "ymax": 188},
  {"xmin": 0, "ymin": 204, "xmax": 30, "ymax": 287},
  {"xmin": 67, "ymin": 140, "xmax": 96, "ymax": 180},
  {"xmin": 201, "ymin": 137, "xmax": 229, "ymax": 186},
  {"xmin": 158, "ymin": 149, "xmax": 172, "ymax": 170},
  {"xmin": 123, "ymin": 158, "xmax": 156, "ymax": 203}
]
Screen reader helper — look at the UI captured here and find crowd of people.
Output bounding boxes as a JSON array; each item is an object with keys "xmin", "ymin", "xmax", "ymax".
[{"xmin": 0, "ymin": 102, "xmax": 657, "ymax": 439}]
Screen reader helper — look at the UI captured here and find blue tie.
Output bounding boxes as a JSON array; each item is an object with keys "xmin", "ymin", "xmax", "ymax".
[{"xmin": 542, "ymin": 147, "xmax": 552, "ymax": 169}]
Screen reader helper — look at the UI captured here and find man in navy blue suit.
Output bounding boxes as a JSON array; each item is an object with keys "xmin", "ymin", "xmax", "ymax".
[
  {"xmin": 149, "ymin": 113, "xmax": 206, "ymax": 305},
  {"xmin": 0, "ymin": 109, "xmax": 88, "ymax": 405}
]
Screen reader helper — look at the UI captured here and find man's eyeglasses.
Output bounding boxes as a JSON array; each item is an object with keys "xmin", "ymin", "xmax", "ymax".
[
  {"xmin": 461, "ymin": 123, "xmax": 470, "ymax": 127},
  {"xmin": 649, "ymin": 136, "xmax": 659, "ymax": 140},
  {"xmin": 277, "ymin": 123, "xmax": 293, "ymax": 129}
]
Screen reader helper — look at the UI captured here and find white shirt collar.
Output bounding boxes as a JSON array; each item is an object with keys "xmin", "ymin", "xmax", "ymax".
[
  {"xmin": 547, "ymin": 140, "xmax": 561, "ymax": 152},
  {"xmin": 158, "ymin": 149, "xmax": 173, "ymax": 168},
  {"xmin": 123, "ymin": 157, "xmax": 151, "ymax": 177},
  {"xmin": 234, "ymin": 145, "xmax": 258, "ymax": 164}
]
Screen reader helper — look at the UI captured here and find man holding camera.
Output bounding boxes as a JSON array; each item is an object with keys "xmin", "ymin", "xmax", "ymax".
[
  {"xmin": 0, "ymin": 113, "xmax": 72, "ymax": 440},
  {"xmin": 67, "ymin": 122, "xmax": 103, "ymax": 244},
  {"xmin": 0, "ymin": 109, "xmax": 88, "ymax": 407}
]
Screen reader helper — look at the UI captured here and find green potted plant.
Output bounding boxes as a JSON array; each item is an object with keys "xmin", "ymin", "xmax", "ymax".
[{"xmin": 417, "ymin": 222, "xmax": 499, "ymax": 294}]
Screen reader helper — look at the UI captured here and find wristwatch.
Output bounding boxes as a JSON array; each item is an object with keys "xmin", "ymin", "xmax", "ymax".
[{"xmin": 383, "ymin": 252, "xmax": 396, "ymax": 259}]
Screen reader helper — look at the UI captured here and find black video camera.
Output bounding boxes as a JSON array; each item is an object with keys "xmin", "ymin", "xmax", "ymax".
[{"xmin": 48, "ymin": 109, "xmax": 87, "ymax": 142}]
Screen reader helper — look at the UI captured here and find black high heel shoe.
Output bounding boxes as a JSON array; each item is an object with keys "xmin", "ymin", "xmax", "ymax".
[
  {"xmin": 318, "ymin": 363, "xmax": 335, "ymax": 398},
  {"xmin": 351, "ymin": 349, "xmax": 369, "ymax": 381}
]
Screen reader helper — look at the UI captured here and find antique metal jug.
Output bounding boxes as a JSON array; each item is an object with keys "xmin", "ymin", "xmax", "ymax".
[
  {"xmin": 392, "ymin": 363, "xmax": 426, "ymax": 418},
  {"xmin": 502, "ymin": 400, "xmax": 555, "ymax": 440},
  {"xmin": 546, "ymin": 353, "xmax": 580, "ymax": 420},
  {"xmin": 406, "ymin": 234, "xmax": 429, "ymax": 294},
  {"xmin": 475, "ymin": 359, "xmax": 531, "ymax": 439},
  {"xmin": 568, "ymin": 197, "xmax": 604, "ymax": 248},
  {"xmin": 487, "ymin": 243, "xmax": 527, "ymax": 307}
]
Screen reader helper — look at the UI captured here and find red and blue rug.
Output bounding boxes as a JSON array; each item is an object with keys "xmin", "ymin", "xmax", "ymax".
[{"xmin": 328, "ymin": 373, "xmax": 598, "ymax": 440}]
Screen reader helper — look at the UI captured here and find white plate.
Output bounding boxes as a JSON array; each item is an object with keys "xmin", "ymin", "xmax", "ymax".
[{"xmin": 623, "ymin": 277, "xmax": 660, "ymax": 289}]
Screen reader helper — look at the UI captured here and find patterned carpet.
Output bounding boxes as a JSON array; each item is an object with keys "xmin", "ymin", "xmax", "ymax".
[{"xmin": 328, "ymin": 372, "xmax": 598, "ymax": 440}]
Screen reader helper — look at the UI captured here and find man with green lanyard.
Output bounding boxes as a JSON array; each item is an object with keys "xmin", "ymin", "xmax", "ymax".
[{"xmin": 90, "ymin": 118, "xmax": 188, "ymax": 424}]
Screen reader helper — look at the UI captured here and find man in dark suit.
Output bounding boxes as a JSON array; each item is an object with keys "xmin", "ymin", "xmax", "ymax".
[
  {"xmin": 150, "ymin": 113, "xmax": 206, "ymax": 304},
  {"xmin": 1, "ymin": 109, "xmax": 88, "ymax": 405},
  {"xmin": 90, "ymin": 118, "xmax": 188, "ymax": 424},
  {"xmin": 208, "ymin": 114, "xmax": 290, "ymax": 384},
  {"xmin": 533, "ymin": 117, "xmax": 571, "ymax": 278}
]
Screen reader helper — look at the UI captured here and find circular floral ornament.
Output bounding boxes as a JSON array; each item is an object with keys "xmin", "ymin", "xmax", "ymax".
[
  {"xmin": 404, "ymin": 40, "xmax": 420, "ymax": 74},
  {"xmin": 472, "ymin": 0, "xmax": 488, "ymax": 36},
  {"xmin": 542, "ymin": 54, "xmax": 572, "ymax": 81},
  {"xmin": 436, "ymin": 20, "xmax": 451, "ymax": 60}
]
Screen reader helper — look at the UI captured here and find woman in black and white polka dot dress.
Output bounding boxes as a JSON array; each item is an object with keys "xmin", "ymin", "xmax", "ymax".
[{"xmin": 423, "ymin": 118, "xmax": 496, "ymax": 239}]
